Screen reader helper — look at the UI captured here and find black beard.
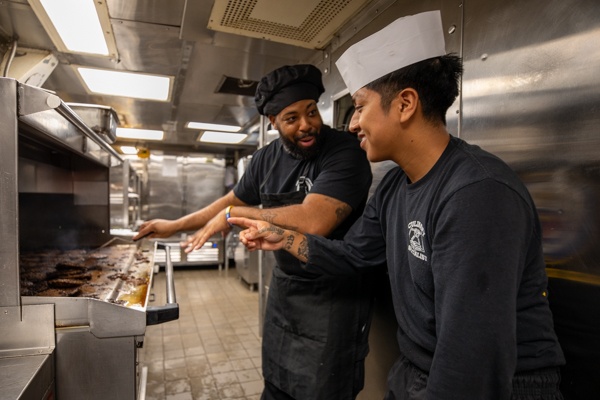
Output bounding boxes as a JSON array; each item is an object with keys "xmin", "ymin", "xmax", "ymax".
[{"xmin": 280, "ymin": 132, "xmax": 323, "ymax": 160}]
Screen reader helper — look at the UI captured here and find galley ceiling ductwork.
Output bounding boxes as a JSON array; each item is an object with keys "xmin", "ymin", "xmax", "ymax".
[{"xmin": 207, "ymin": 0, "xmax": 372, "ymax": 49}]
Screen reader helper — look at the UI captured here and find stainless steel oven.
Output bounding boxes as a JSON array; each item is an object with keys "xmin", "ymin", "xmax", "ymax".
[{"xmin": 0, "ymin": 77, "xmax": 178, "ymax": 400}]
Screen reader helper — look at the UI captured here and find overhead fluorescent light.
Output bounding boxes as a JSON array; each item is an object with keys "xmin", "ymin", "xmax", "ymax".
[
  {"xmin": 116, "ymin": 128, "xmax": 164, "ymax": 141},
  {"xmin": 120, "ymin": 146, "xmax": 138, "ymax": 155},
  {"xmin": 198, "ymin": 131, "xmax": 247, "ymax": 144},
  {"xmin": 28, "ymin": 0, "xmax": 118, "ymax": 58},
  {"xmin": 76, "ymin": 67, "xmax": 172, "ymax": 101},
  {"xmin": 186, "ymin": 122, "xmax": 241, "ymax": 132}
]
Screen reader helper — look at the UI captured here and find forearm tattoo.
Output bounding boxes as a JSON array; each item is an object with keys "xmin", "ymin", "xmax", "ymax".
[
  {"xmin": 259, "ymin": 209, "xmax": 298, "ymax": 231},
  {"xmin": 284, "ymin": 234, "xmax": 295, "ymax": 250},
  {"xmin": 335, "ymin": 204, "xmax": 352, "ymax": 224},
  {"xmin": 297, "ymin": 237, "xmax": 309, "ymax": 260},
  {"xmin": 282, "ymin": 233, "xmax": 308, "ymax": 261},
  {"xmin": 260, "ymin": 211, "xmax": 276, "ymax": 224},
  {"xmin": 271, "ymin": 225, "xmax": 284, "ymax": 236},
  {"xmin": 259, "ymin": 225, "xmax": 284, "ymax": 236}
]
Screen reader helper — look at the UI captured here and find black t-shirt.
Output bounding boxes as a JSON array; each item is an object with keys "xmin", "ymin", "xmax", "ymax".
[
  {"xmin": 306, "ymin": 136, "xmax": 565, "ymax": 399},
  {"xmin": 234, "ymin": 125, "xmax": 372, "ymax": 241}
]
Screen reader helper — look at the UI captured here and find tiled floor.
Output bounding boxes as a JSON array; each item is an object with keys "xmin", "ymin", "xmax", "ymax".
[{"xmin": 140, "ymin": 267, "xmax": 264, "ymax": 400}]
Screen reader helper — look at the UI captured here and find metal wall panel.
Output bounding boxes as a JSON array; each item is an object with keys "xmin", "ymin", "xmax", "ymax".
[
  {"xmin": 461, "ymin": 0, "xmax": 600, "ymax": 165},
  {"xmin": 146, "ymin": 156, "xmax": 184, "ymax": 221},
  {"xmin": 146, "ymin": 156, "xmax": 226, "ymax": 221},
  {"xmin": 182, "ymin": 158, "xmax": 226, "ymax": 216},
  {"xmin": 460, "ymin": 0, "xmax": 600, "ymax": 395}
]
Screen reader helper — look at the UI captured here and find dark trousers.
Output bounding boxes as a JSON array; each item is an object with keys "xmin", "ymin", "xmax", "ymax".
[
  {"xmin": 384, "ymin": 354, "xmax": 563, "ymax": 400},
  {"xmin": 261, "ymin": 360, "xmax": 365, "ymax": 400},
  {"xmin": 262, "ymin": 380, "xmax": 296, "ymax": 400}
]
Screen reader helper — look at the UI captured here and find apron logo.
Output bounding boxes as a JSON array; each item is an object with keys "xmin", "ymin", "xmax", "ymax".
[
  {"xmin": 295, "ymin": 176, "xmax": 313, "ymax": 194},
  {"xmin": 408, "ymin": 221, "xmax": 427, "ymax": 261}
]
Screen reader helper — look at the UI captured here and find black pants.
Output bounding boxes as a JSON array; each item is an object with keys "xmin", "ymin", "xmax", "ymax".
[
  {"xmin": 262, "ymin": 380, "xmax": 296, "ymax": 400},
  {"xmin": 261, "ymin": 360, "xmax": 365, "ymax": 400},
  {"xmin": 512, "ymin": 367, "xmax": 564, "ymax": 400},
  {"xmin": 384, "ymin": 354, "xmax": 563, "ymax": 400}
]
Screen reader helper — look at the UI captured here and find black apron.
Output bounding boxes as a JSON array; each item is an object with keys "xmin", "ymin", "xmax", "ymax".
[{"xmin": 259, "ymin": 154, "xmax": 374, "ymax": 400}]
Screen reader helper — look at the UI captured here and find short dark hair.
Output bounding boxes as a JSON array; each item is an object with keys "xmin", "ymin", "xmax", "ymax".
[{"xmin": 365, "ymin": 54, "xmax": 463, "ymax": 125}]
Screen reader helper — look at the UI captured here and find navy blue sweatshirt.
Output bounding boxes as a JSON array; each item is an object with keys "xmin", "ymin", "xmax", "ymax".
[{"xmin": 305, "ymin": 136, "xmax": 565, "ymax": 399}]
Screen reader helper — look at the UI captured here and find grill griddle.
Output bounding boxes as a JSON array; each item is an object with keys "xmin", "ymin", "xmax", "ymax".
[{"xmin": 20, "ymin": 243, "xmax": 153, "ymax": 309}]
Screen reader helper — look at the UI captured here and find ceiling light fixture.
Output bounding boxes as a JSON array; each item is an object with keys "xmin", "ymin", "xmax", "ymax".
[
  {"xmin": 28, "ymin": 0, "xmax": 118, "ymax": 58},
  {"xmin": 120, "ymin": 146, "xmax": 138, "ymax": 155},
  {"xmin": 198, "ymin": 131, "xmax": 247, "ymax": 144},
  {"xmin": 186, "ymin": 122, "xmax": 241, "ymax": 132},
  {"xmin": 76, "ymin": 67, "xmax": 172, "ymax": 101},
  {"xmin": 116, "ymin": 128, "xmax": 164, "ymax": 141}
]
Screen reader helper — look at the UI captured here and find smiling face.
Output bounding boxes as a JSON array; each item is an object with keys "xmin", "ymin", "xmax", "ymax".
[
  {"xmin": 270, "ymin": 99, "xmax": 324, "ymax": 160},
  {"xmin": 350, "ymin": 87, "xmax": 401, "ymax": 163}
]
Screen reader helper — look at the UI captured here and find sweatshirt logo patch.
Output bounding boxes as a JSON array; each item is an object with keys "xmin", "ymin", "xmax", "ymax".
[
  {"xmin": 295, "ymin": 176, "xmax": 313, "ymax": 194},
  {"xmin": 408, "ymin": 221, "xmax": 427, "ymax": 261}
]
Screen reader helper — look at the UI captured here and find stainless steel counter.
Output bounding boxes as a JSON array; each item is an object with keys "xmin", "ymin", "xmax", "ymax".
[{"xmin": 0, "ymin": 354, "xmax": 55, "ymax": 400}]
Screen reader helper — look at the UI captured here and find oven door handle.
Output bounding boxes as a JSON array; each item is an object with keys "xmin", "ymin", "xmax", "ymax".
[{"xmin": 146, "ymin": 242, "xmax": 179, "ymax": 325}]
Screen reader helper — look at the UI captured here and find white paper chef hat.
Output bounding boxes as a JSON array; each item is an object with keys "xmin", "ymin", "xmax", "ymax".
[{"xmin": 335, "ymin": 10, "xmax": 446, "ymax": 95}]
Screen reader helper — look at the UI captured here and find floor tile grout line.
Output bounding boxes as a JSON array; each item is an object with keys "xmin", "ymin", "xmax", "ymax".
[{"xmin": 141, "ymin": 267, "xmax": 263, "ymax": 399}]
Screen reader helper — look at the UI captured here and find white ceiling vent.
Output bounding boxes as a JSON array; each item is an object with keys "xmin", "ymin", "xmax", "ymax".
[{"xmin": 207, "ymin": 0, "xmax": 372, "ymax": 49}]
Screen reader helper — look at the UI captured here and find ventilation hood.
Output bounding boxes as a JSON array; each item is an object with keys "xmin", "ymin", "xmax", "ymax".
[{"xmin": 207, "ymin": 0, "xmax": 373, "ymax": 49}]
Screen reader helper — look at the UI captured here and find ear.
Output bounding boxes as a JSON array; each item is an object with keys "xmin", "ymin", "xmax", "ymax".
[
  {"xmin": 268, "ymin": 115, "xmax": 277, "ymax": 127},
  {"xmin": 396, "ymin": 88, "xmax": 418, "ymax": 123}
]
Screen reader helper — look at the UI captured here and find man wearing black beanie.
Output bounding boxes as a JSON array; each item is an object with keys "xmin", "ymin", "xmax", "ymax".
[{"xmin": 135, "ymin": 64, "xmax": 376, "ymax": 400}]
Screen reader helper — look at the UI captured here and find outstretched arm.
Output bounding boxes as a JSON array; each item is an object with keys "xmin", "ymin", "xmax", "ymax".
[
  {"xmin": 133, "ymin": 190, "xmax": 246, "ymax": 240},
  {"xmin": 134, "ymin": 190, "xmax": 350, "ymax": 255},
  {"xmin": 181, "ymin": 193, "xmax": 351, "ymax": 253},
  {"xmin": 229, "ymin": 217, "xmax": 309, "ymax": 263}
]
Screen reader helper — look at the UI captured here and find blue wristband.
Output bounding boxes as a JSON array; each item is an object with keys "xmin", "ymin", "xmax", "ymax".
[{"xmin": 225, "ymin": 205, "xmax": 233, "ymax": 227}]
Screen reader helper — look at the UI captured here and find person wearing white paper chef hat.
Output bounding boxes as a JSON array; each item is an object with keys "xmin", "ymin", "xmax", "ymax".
[
  {"xmin": 228, "ymin": 10, "xmax": 565, "ymax": 400},
  {"xmin": 335, "ymin": 10, "xmax": 460, "ymax": 164}
]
